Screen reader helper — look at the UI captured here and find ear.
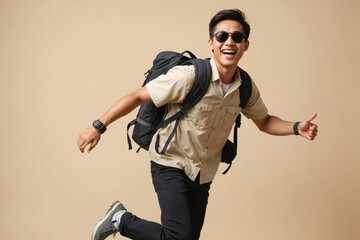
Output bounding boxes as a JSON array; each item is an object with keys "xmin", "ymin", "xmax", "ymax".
[
  {"xmin": 208, "ymin": 39, "xmax": 214, "ymax": 52},
  {"xmin": 244, "ymin": 40, "xmax": 250, "ymax": 51}
]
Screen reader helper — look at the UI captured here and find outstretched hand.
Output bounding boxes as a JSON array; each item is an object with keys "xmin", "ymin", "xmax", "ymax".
[
  {"xmin": 298, "ymin": 113, "xmax": 318, "ymax": 140},
  {"xmin": 77, "ymin": 127, "xmax": 101, "ymax": 153}
]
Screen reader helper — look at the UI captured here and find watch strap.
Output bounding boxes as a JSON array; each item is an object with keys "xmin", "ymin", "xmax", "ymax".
[{"xmin": 293, "ymin": 121, "xmax": 300, "ymax": 135}]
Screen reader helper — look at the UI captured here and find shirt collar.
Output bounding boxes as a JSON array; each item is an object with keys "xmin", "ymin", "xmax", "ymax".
[{"xmin": 209, "ymin": 58, "xmax": 242, "ymax": 87}]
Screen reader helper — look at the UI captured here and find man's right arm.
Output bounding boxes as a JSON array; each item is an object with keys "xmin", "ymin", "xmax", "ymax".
[{"xmin": 77, "ymin": 86, "xmax": 151, "ymax": 153}]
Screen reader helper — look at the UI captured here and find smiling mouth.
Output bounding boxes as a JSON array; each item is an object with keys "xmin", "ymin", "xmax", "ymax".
[{"xmin": 222, "ymin": 50, "xmax": 236, "ymax": 55}]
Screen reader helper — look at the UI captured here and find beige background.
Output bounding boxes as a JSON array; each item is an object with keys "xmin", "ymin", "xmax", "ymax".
[{"xmin": 0, "ymin": 0, "xmax": 359, "ymax": 239}]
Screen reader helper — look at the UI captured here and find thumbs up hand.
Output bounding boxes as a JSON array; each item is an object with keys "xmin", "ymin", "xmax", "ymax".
[{"xmin": 298, "ymin": 113, "xmax": 318, "ymax": 140}]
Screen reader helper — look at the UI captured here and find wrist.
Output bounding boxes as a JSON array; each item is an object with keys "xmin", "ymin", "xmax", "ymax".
[
  {"xmin": 92, "ymin": 119, "xmax": 107, "ymax": 134},
  {"xmin": 293, "ymin": 121, "xmax": 300, "ymax": 135}
]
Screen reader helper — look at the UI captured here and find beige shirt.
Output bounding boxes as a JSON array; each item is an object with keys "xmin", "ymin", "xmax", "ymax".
[{"xmin": 146, "ymin": 58, "xmax": 268, "ymax": 184}]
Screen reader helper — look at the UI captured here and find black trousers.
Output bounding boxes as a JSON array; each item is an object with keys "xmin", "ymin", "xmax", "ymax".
[{"xmin": 119, "ymin": 161, "xmax": 212, "ymax": 240}]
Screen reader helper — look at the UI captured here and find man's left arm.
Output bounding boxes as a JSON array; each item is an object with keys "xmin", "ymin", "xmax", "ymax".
[{"xmin": 252, "ymin": 113, "xmax": 318, "ymax": 140}]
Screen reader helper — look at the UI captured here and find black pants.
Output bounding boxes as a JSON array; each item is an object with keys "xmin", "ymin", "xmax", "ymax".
[{"xmin": 119, "ymin": 161, "xmax": 212, "ymax": 240}]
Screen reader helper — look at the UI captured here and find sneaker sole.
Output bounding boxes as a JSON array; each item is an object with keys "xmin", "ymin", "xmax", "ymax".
[{"xmin": 91, "ymin": 201, "xmax": 120, "ymax": 240}]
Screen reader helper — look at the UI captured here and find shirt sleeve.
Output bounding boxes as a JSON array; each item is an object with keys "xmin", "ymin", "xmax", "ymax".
[
  {"xmin": 241, "ymin": 78, "xmax": 268, "ymax": 120},
  {"xmin": 145, "ymin": 65, "xmax": 195, "ymax": 107}
]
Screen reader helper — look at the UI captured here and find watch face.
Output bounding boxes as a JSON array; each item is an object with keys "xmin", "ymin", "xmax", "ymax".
[
  {"xmin": 94, "ymin": 120, "xmax": 101, "ymax": 128},
  {"xmin": 93, "ymin": 120, "xmax": 106, "ymax": 133}
]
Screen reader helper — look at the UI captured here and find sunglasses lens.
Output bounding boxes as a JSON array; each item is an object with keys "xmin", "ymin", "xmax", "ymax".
[
  {"xmin": 214, "ymin": 31, "xmax": 245, "ymax": 43},
  {"xmin": 232, "ymin": 32, "xmax": 244, "ymax": 43},
  {"xmin": 215, "ymin": 31, "xmax": 229, "ymax": 42}
]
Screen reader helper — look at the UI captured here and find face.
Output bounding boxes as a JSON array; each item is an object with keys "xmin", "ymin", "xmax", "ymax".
[{"xmin": 208, "ymin": 20, "xmax": 249, "ymax": 71}]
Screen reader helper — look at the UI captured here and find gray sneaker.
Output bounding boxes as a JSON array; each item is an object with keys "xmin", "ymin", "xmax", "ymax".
[{"xmin": 91, "ymin": 201, "xmax": 127, "ymax": 240}]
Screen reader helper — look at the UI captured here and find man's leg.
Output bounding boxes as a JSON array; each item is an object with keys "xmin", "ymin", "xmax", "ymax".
[
  {"xmin": 188, "ymin": 175, "xmax": 211, "ymax": 240},
  {"xmin": 119, "ymin": 161, "xmax": 194, "ymax": 240}
]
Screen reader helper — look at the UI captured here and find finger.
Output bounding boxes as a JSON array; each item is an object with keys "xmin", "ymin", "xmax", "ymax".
[
  {"xmin": 307, "ymin": 124, "xmax": 317, "ymax": 133},
  {"xmin": 77, "ymin": 134, "xmax": 87, "ymax": 152},
  {"xmin": 78, "ymin": 139, "xmax": 88, "ymax": 153},
  {"xmin": 79, "ymin": 138, "xmax": 92, "ymax": 153},
  {"xmin": 309, "ymin": 129, "xmax": 318, "ymax": 139},
  {"xmin": 309, "ymin": 126, "xmax": 318, "ymax": 133},
  {"xmin": 308, "ymin": 136, "xmax": 315, "ymax": 140},
  {"xmin": 77, "ymin": 135, "xmax": 83, "ymax": 147},
  {"xmin": 79, "ymin": 144, "xmax": 85, "ymax": 153},
  {"xmin": 309, "ymin": 134, "xmax": 316, "ymax": 140},
  {"xmin": 80, "ymin": 141, "xmax": 89, "ymax": 153},
  {"xmin": 306, "ymin": 132, "xmax": 315, "ymax": 140},
  {"xmin": 88, "ymin": 139, "xmax": 99, "ymax": 153},
  {"xmin": 305, "ymin": 113, "xmax": 317, "ymax": 123},
  {"xmin": 311, "ymin": 130, "xmax": 318, "ymax": 136},
  {"xmin": 308, "ymin": 130, "xmax": 317, "ymax": 137}
]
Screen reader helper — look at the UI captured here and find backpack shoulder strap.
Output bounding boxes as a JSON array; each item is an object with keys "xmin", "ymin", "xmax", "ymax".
[
  {"xmin": 222, "ymin": 68, "xmax": 253, "ymax": 175},
  {"xmin": 234, "ymin": 68, "xmax": 253, "ymax": 128},
  {"xmin": 155, "ymin": 59, "xmax": 212, "ymax": 154},
  {"xmin": 239, "ymin": 68, "xmax": 252, "ymax": 109},
  {"xmin": 182, "ymin": 59, "xmax": 212, "ymax": 110}
]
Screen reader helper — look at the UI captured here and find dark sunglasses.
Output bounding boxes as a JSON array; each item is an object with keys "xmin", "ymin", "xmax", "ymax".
[{"xmin": 213, "ymin": 31, "xmax": 246, "ymax": 43}]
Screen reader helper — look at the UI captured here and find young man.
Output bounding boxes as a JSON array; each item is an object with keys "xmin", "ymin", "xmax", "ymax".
[{"xmin": 77, "ymin": 9, "xmax": 318, "ymax": 240}]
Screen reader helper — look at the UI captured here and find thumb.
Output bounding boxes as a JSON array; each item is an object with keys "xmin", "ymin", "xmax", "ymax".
[
  {"xmin": 299, "ymin": 113, "xmax": 317, "ymax": 131},
  {"xmin": 305, "ymin": 113, "xmax": 317, "ymax": 122}
]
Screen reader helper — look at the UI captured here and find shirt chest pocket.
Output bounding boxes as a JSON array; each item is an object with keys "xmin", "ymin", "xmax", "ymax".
[
  {"xmin": 186, "ymin": 102, "xmax": 214, "ymax": 129},
  {"xmin": 221, "ymin": 106, "xmax": 241, "ymax": 131}
]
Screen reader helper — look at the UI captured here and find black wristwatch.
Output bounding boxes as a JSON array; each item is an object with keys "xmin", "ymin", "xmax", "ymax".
[
  {"xmin": 92, "ymin": 120, "xmax": 107, "ymax": 134},
  {"xmin": 293, "ymin": 121, "xmax": 300, "ymax": 135}
]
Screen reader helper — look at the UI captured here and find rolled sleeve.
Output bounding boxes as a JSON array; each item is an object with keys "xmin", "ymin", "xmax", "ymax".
[
  {"xmin": 145, "ymin": 65, "xmax": 195, "ymax": 107},
  {"xmin": 241, "ymin": 79, "xmax": 268, "ymax": 120}
]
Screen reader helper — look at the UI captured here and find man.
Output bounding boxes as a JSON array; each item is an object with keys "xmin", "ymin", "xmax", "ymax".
[{"xmin": 77, "ymin": 9, "xmax": 318, "ymax": 240}]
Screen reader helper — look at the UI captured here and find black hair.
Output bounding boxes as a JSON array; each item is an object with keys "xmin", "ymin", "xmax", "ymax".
[{"xmin": 209, "ymin": 9, "xmax": 250, "ymax": 40}]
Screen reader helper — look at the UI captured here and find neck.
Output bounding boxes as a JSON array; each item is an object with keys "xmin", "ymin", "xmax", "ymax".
[
  {"xmin": 213, "ymin": 58, "xmax": 238, "ymax": 84},
  {"xmin": 218, "ymin": 65, "xmax": 237, "ymax": 84}
]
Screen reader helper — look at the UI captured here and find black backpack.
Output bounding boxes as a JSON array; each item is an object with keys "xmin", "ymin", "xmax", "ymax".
[{"xmin": 126, "ymin": 50, "xmax": 252, "ymax": 174}]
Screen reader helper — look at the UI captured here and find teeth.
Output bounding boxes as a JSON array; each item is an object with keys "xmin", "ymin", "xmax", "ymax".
[{"xmin": 222, "ymin": 50, "xmax": 236, "ymax": 55}]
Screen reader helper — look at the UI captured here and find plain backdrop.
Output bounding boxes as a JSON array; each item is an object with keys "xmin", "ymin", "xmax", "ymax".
[{"xmin": 0, "ymin": 0, "xmax": 359, "ymax": 239}]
